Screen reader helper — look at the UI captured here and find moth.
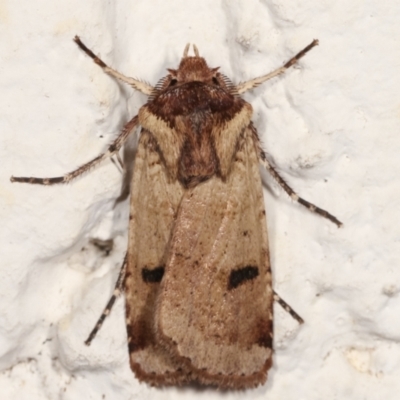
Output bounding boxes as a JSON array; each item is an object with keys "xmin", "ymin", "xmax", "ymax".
[{"xmin": 11, "ymin": 37, "xmax": 342, "ymax": 389}]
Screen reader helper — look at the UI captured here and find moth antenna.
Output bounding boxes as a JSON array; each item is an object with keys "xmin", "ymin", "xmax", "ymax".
[
  {"xmin": 183, "ymin": 43, "xmax": 190, "ymax": 57},
  {"xmin": 236, "ymin": 39, "xmax": 319, "ymax": 94},
  {"xmin": 73, "ymin": 36, "xmax": 154, "ymax": 95},
  {"xmin": 193, "ymin": 44, "xmax": 199, "ymax": 57}
]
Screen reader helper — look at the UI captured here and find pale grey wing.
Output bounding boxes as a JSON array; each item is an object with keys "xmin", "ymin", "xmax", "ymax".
[
  {"xmin": 125, "ymin": 130, "xmax": 188, "ymax": 385},
  {"xmin": 155, "ymin": 127, "xmax": 273, "ymax": 389}
]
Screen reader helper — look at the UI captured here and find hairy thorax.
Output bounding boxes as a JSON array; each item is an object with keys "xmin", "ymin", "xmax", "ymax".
[{"xmin": 140, "ymin": 81, "xmax": 251, "ymax": 188}]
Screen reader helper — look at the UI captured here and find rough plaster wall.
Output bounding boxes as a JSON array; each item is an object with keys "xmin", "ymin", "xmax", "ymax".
[{"xmin": 1, "ymin": 0, "xmax": 400, "ymax": 399}]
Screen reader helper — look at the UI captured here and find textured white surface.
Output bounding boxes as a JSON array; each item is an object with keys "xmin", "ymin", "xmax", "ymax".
[{"xmin": 1, "ymin": 0, "xmax": 400, "ymax": 399}]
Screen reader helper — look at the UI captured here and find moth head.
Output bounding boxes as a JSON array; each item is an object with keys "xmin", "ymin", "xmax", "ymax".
[{"xmin": 156, "ymin": 44, "xmax": 232, "ymax": 91}]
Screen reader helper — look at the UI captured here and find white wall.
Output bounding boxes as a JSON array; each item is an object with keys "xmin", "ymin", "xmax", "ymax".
[{"xmin": 1, "ymin": 0, "xmax": 399, "ymax": 399}]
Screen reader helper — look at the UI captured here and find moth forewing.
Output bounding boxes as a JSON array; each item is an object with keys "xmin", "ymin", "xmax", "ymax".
[
  {"xmin": 154, "ymin": 128, "xmax": 273, "ymax": 388},
  {"xmin": 125, "ymin": 130, "xmax": 187, "ymax": 385},
  {"xmin": 10, "ymin": 37, "xmax": 341, "ymax": 390}
]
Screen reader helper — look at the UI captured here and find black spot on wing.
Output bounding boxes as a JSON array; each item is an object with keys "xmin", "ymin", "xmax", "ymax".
[
  {"xmin": 142, "ymin": 266, "xmax": 165, "ymax": 283},
  {"xmin": 228, "ymin": 266, "xmax": 259, "ymax": 290}
]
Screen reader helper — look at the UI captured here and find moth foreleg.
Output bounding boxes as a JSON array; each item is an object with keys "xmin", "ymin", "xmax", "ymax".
[
  {"xmin": 259, "ymin": 152, "xmax": 342, "ymax": 227},
  {"xmin": 85, "ymin": 253, "xmax": 127, "ymax": 346},
  {"xmin": 273, "ymin": 291, "xmax": 304, "ymax": 324},
  {"xmin": 11, "ymin": 116, "xmax": 138, "ymax": 185},
  {"xmin": 74, "ymin": 36, "xmax": 154, "ymax": 95},
  {"xmin": 236, "ymin": 39, "xmax": 319, "ymax": 94}
]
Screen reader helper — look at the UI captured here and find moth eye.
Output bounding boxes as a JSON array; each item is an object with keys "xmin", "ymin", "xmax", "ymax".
[
  {"xmin": 142, "ymin": 266, "xmax": 165, "ymax": 283},
  {"xmin": 228, "ymin": 266, "xmax": 259, "ymax": 290},
  {"xmin": 169, "ymin": 79, "xmax": 178, "ymax": 86},
  {"xmin": 212, "ymin": 77, "xmax": 220, "ymax": 85}
]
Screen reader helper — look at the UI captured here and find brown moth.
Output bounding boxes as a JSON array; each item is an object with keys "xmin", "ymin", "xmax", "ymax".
[{"xmin": 11, "ymin": 37, "xmax": 342, "ymax": 389}]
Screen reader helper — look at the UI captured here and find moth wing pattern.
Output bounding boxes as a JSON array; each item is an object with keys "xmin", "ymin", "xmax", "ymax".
[
  {"xmin": 125, "ymin": 129, "xmax": 188, "ymax": 385},
  {"xmin": 155, "ymin": 126, "xmax": 273, "ymax": 389}
]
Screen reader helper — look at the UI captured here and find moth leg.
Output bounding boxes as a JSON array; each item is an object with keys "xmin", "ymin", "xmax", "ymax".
[
  {"xmin": 10, "ymin": 115, "xmax": 138, "ymax": 185},
  {"xmin": 73, "ymin": 36, "xmax": 154, "ymax": 95},
  {"xmin": 259, "ymin": 153, "xmax": 342, "ymax": 227},
  {"xmin": 85, "ymin": 253, "xmax": 127, "ymax": 346},
  {"xmin": 235, "ymin": 39, "xmax": 319, "ymax": 94},
  {"xmin": 273, "ymin": 291, "xmax": 304, "ymax": 324},
  {"xmin": 115, "ymin": 153, "xmax": 125, "ymax": 171},
  {"xmin": 110, "ymin": 153, "xmax": 125, "ymax": 174}
]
